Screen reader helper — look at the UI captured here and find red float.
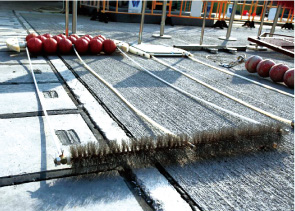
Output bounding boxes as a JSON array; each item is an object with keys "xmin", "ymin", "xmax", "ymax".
[
  {"xmin": 26, "ymin": 33, "xmax": 38, "ymax": 42},
  {"xmin": 36, "ymin": 35, "xmax": 47, "ymax": 43},
  {"xmin": 89, "ymin": 39, "xmax": 103, "ymax": 54},
  {"xmin": 59, "ymin": 38, "xmax": 73, "ymax": 54},
  {"xmin": 27, "ymin": 37, "xmax": 43, "ymax": 54},
  {"xmin": 53, "ymin": 35, "xmax": 62, "ymax": 44},
  {"xmin": 84, "ymin": 34, "xmax": 93, "ymax": 40},
  {"xmin": 43, "ymin": 33, "xmax": 53, "ymax": 39},
  {"xmin": 82, "ymin": 36, "xmax": 91, "ymax": 42},
  {"xmin": 43, "ymin": 38, "xmax": 58, "ymax": 54},
  {"xmin": 58, "ymin": 34, "xmax": 67, "ymax": 39},
  {"xmin": 75, "ymin": 38, "xmax": 89, "ymax": 54},
  {"xmin": 245, "ymin": 55, "xmax": 263, "ymax": 73},
  {"xmin": 283, "ymin": 69, "xmax": 294, "ymax": 88},
  {"xmin": 256, "ymin": 59, "xmax": 275, "ymax": 77},
  {"xmin": 269, "ymin": 64, "xmax": 289, "ymax": 82},
  {"xmin": 96, "ymin": 35, "xmax": 106, "ymax": 41},
  {"xmin": 70, "ymin": 34, "xmax": 80, "ymax": 39},
  {"xmin": 103, "ymin": 39, "xmax": 117, "ymax": 54},
  {"xmin": 68, "ymin": 36, "xmax": 77, "ymax": 45}
]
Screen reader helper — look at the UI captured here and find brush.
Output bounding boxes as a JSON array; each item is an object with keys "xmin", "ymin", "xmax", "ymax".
[{"xmin": 69, "ymin": 123, "xmax": 285, "ymax": 171}]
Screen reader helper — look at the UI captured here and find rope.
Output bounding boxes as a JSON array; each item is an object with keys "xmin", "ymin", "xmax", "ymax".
[
  {"xmin": 25, "ymin": 47, "xmax": 63, "ymax": 156},
  {"xmin": 188, "ymin": 55, "xmax": 294, "ymax": 98},
  {"xmin": 152, "ymin": 56, "xmax": 293, "ymax": 127},
  {"xmin": 118, "ymin": 48, "xmax": 260, "ymax": 125},
  {"xmin": 73, "ymin": 46, "xmax": 174, "ymax": 135}
]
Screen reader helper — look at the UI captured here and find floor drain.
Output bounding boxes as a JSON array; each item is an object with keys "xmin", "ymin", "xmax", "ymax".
[
  {"xmin": 43, "ymin": 90, "xmax": 58, "ymax": 98},
  {"xmin": 55, "ymin": 129, "xmax": 80, "ymax": 145}
]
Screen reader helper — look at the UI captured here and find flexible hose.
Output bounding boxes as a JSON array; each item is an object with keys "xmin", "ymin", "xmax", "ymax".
[
  {"xmin": 188, "ymin": 55, "xmax": 294, "ymax": 98},
  {"xmin": 152, "ymin": 56, "xmax": 293, "ymax": 127},
  {"xmin": 26, "ymin": 48, "xmax": 63, "ymax": 156},
  {"xmin": 73, "ymin": 47, "xmax": 174, "ymax": 135},
  {"xmin": 118, "ymin": 48, "xmax": 260, "ymax": 125}
]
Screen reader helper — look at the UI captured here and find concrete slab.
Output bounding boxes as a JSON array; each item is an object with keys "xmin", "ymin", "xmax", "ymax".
[
  {"xmin": 134, "ymin": 167, "xmax": 192, "ymax": 211},
  {"xmin": 0, "ymin": 51, "xmax": 47, "ymax": 64},
  {"xmin": 0, "ymin": 64, "xmax": 59, "ymax": 84},
  {"xmin": 0, "ymin": 114, "xmax": 98, "ymax": 178},
  {"xmin": 0, "ymin": 171, "xmax": 143, "ymax": 211},
  {"xmin": 0, "ymin": 83, "xmax": 76, "ymax": 115}
]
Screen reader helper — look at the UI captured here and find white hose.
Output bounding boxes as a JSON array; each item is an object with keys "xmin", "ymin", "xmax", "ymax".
[
  {"xmin": 152, "ymin": 56, "xmax": 293, "ymax": 126},
  {"xmin": 188, "ymin": 55, "xmax": 294, "ymax": 98},
  {"xmin": 73, "ymin": 47, "xmax": 174, "ymax": 135},
  {"xmin": 118, "ymin": 48, "xmax": 260, "ymax": 125},
  {"xmin": 26, "ymin": 48, "xmax": 63, "ymax": 156}
]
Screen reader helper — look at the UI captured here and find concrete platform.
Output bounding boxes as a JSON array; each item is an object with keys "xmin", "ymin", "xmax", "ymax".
[
  {"xmin": 0, "ymin": 171, "xmax": 143, "ymax": 211},
  {"xmin": 0, "ymin": 114, "xmax": 98, "ymax": 178},
  {"xmin": 0, "ymin": 83, "xmax": 76, "ymax": 115},
  {"xmin": 0, "ymin": 52, "xmax": 47, "ymax": 65},
  {"xmin": 0, "ymin": 64, "xmax": 60, "ymax": 84}
]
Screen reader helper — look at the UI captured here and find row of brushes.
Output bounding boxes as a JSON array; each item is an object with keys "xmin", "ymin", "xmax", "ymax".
[{"xmin": 70, "ymin": 123, "xmax": 285, "ymax": 170}]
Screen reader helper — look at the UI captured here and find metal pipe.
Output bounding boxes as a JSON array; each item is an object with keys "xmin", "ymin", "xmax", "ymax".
[
  {"xmin": 138, "ymin": 0, "xmax": 147, "ymax": 44},
  {"xmin": 225, "ymin": 1, "xmax": 238, "ymax": 39},
  {"xmin": 257, "ymin": 0, "xmax": 267, "ymax": 37},
  {"xmin": 270, "ymin": 4, "xmax": 282, "ymax": 37},
  {"xmin": 65, "ymin": 0, "xmax": 69, "ymax": 37},
  {"xmin": 72, "ymin": 0, "xmax": 78, "ymax": 34},
  {"xmin": 160, "ymin": 0, "xmax": 168, "ymax": 36},
  {"xmin": 200, "ymin": 1, "xmax": 208, "ymax": 45}
]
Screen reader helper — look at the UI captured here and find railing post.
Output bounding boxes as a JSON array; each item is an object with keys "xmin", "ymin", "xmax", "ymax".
[
  {"xmin": 270, "ymin": 4, "xmax": 282, "ymax": 36},
  {"xmin": 65, "ymin": 0, "xmax": 69, "ymax": 36},
  {"xmin": 200, "ymin": 1, "xmax": 208, "ymax": 45},
  {"xmin": 72, "ymin": 0, "xmax": 78, "ymax": 34},
  {"xmin": 152, "ymin": 0, "xmax": 171, "ymax": 39},
  {"xmin": 218, "ymin": 1, "xmax": 238, "ymax": 41},
  {"xmin": 258, "ymin": 0, "xmax": 268, "ymax": 37},
  {"xmin": 138, "ymin": 0, "xmax": 147, "ymax": 44}
]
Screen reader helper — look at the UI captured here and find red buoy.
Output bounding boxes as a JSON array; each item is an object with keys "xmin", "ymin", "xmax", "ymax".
[
  {"xmin": 59, "ymin": 38, "xmax": 73, "ymax": 54},
  {"xmin": 245, "ymin": 55, "xmax": 263, "ymax": 73},
  {"xmin": 42, "ymin": 33, "xmax": 53, "ymax": 39},
  {"xmin": 27, "ymin": 37, "xmax": 43, "ymax": 54},
  {"xmin": 283, "ymin": 68, "xmax": 294, "ymax": 88},
  {"xmin": 36, "ymin": 35, "xmax": 47, "ymax": 43},
  {"xmin": 256, "ymin": 59, "xmax": 275, "ymax": 77},
  {"xmin": 43, "ymin": 38, "xmax": 58, "ymax": 54},
  {"xmin": 82, "ymin": 36, "xmax": 91, "ymax": 42},
  {"xmin": 269, "ymin": 64, "xmax": 289, "ymax": 82},
  {"xmin": 94, "ymin": 35, "xmax": 106, "ymax": 41},
  {"xmin": 26, "ymin": 33, "xmax": 38, "ymax": 42},
  {"xmin": 89, "ymin": 39, "xmax": 103, "ymax": 54},
  {"xmin": 103, "ymin": 39, "xmax": 117, "ymax": 54},
  {"xmin": 53, "ymin": 35, "xmax": 62, "ymax": 44},
  {"xmin": 68, "ymin": 36, "xmax": 77, "ymax": 45},
  {"xmin": 84, "ymin": 34, "xmax": 93, "ymax": 40},
  {"xmin": 58, "ymin": 34, "xmax": 67, "ymax": 39},
  {"xmin": 71, "ymin": 34, "xmax": 80, "ymax": 39},
  {"xmin": 75, "ymin": 38, "xmax": 89, "ymax": 54}
]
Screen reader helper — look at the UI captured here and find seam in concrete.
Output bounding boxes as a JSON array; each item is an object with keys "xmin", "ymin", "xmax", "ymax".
[{"xmin": 0, "ymin": 109, "xmax": 79, "ymax": 119}]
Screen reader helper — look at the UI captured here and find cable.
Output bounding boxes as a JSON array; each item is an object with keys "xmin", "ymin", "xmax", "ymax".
[
  {"xmin": 152, "ymin": 56, "xmax": 293, "ymax": 127},
  {"xmin": 25, "ymin": 47, "xmax": 63, "ymax": 156},
  {"xmin": 118, "ymin": 48, "xmax": 260, "ymax": 125},
  {"xmin": 73, "ymin": 46, "xmax": 174, "ymax": 136},
  {"xmin": 188, "ymin": 55, "xmax": 294, "ymax": 98}
]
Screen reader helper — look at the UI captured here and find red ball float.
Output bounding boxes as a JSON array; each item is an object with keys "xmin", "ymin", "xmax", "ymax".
[
  {"xmin": 68, "ymin": 36, "xmax": 77, "ymax": 45},
  {"xmin": 58, "ymin": 34, "xmax": 67, "ymax": 39},
  {"xmin": 256, "ymin": 59, "xmax": 275, "ymax": 78},
  {"xmin": 82, "ymin": 36, "xmax": 91, "ymax": 42},
  {"xmin": 84, "ymin": 34, "xmax": 93, "ymax": 40},
  {"xmin": 59, "ymin": 38, "xmax": 73, "ymax": 54},
  {"xmin": 27, "ymin": 37, "xmax": 43, "ymax": 54},
  {"xmin": 42, "ymin": 33, "xmax": 53, "ymax": 39},
  {"xmin": 269, "ymin": 64, "xmax": 289, "ymax": 82},
  {"xmin": 36, "ymin": 35, "xmax": 47, "ymax": 43},
  {"xmin": 53, "ymin": 35, "xmax": 62, "ymax": 44},
  {"xmin": 71, "ymin": 34, "xmax": 80, "ymax": 39},
  {"xmin": 103, "ymin": 39, "xmax": 117, "ymax": 54},
  {"xmin": 245, "ymin": 55, "xmax": 263, "ymax": 73},
  {"xmin": 283, "ymin": 68, "xmax": 294, "ymax": 88},
  {"xmin": 26, "ymin": 33, "xmax": 38, "ymax": 42},
  {"xmin": 43, "ymin": 38, "xmax": 58, "ymax": 54},
  {"xmin": 89, "ymin": 39, "xmax": 103, "ymax": 54},
  {"xmin": 75, "ymin": 38, "xmax": 89, "ymax": 54}
]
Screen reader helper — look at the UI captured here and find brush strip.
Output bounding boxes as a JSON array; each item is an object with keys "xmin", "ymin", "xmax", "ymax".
[{"xmin": 70, "ymin": 123, "xmax": 285, "ymax": 170}]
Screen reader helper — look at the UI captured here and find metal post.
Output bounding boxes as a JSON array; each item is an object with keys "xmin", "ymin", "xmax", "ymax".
[
  {"xmin": 218, "ymin": 1, "xmax": 238, "ymax": 41},
  {"xmin": 72, "ymin": 0, "xmax": 77, "ymax": 34},
  {"xmin": 200, "ymin": 1, "xmax": 208, "ymax": 45},
  {"xmin": 152, "ymin": 0, "xmax": 171, "ymax": 39},
  {"xmin": 270, "ymin": 4, "xmax": 282, "ymax": 37},
  {"xmin": 257, "ymin": 0, "xmax": 267, "ymax": 37},
  {"xmin": 138, "ymin": 0, "xmax": 147, "ymax": 44},
  {"xmin": 65, "ymin": 0, "xmax": 69, "ymax": 37}
]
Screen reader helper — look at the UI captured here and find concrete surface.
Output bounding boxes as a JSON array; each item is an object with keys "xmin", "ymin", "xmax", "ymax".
[{"xmin": 0, "ymin": 2, "xmax": 293, "ymax": 210}]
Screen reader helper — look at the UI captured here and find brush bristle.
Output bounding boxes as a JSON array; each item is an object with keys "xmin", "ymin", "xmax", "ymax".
[{"xmin": 69, "ymin": 123, "xmax": 285, "ymax": 170}]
